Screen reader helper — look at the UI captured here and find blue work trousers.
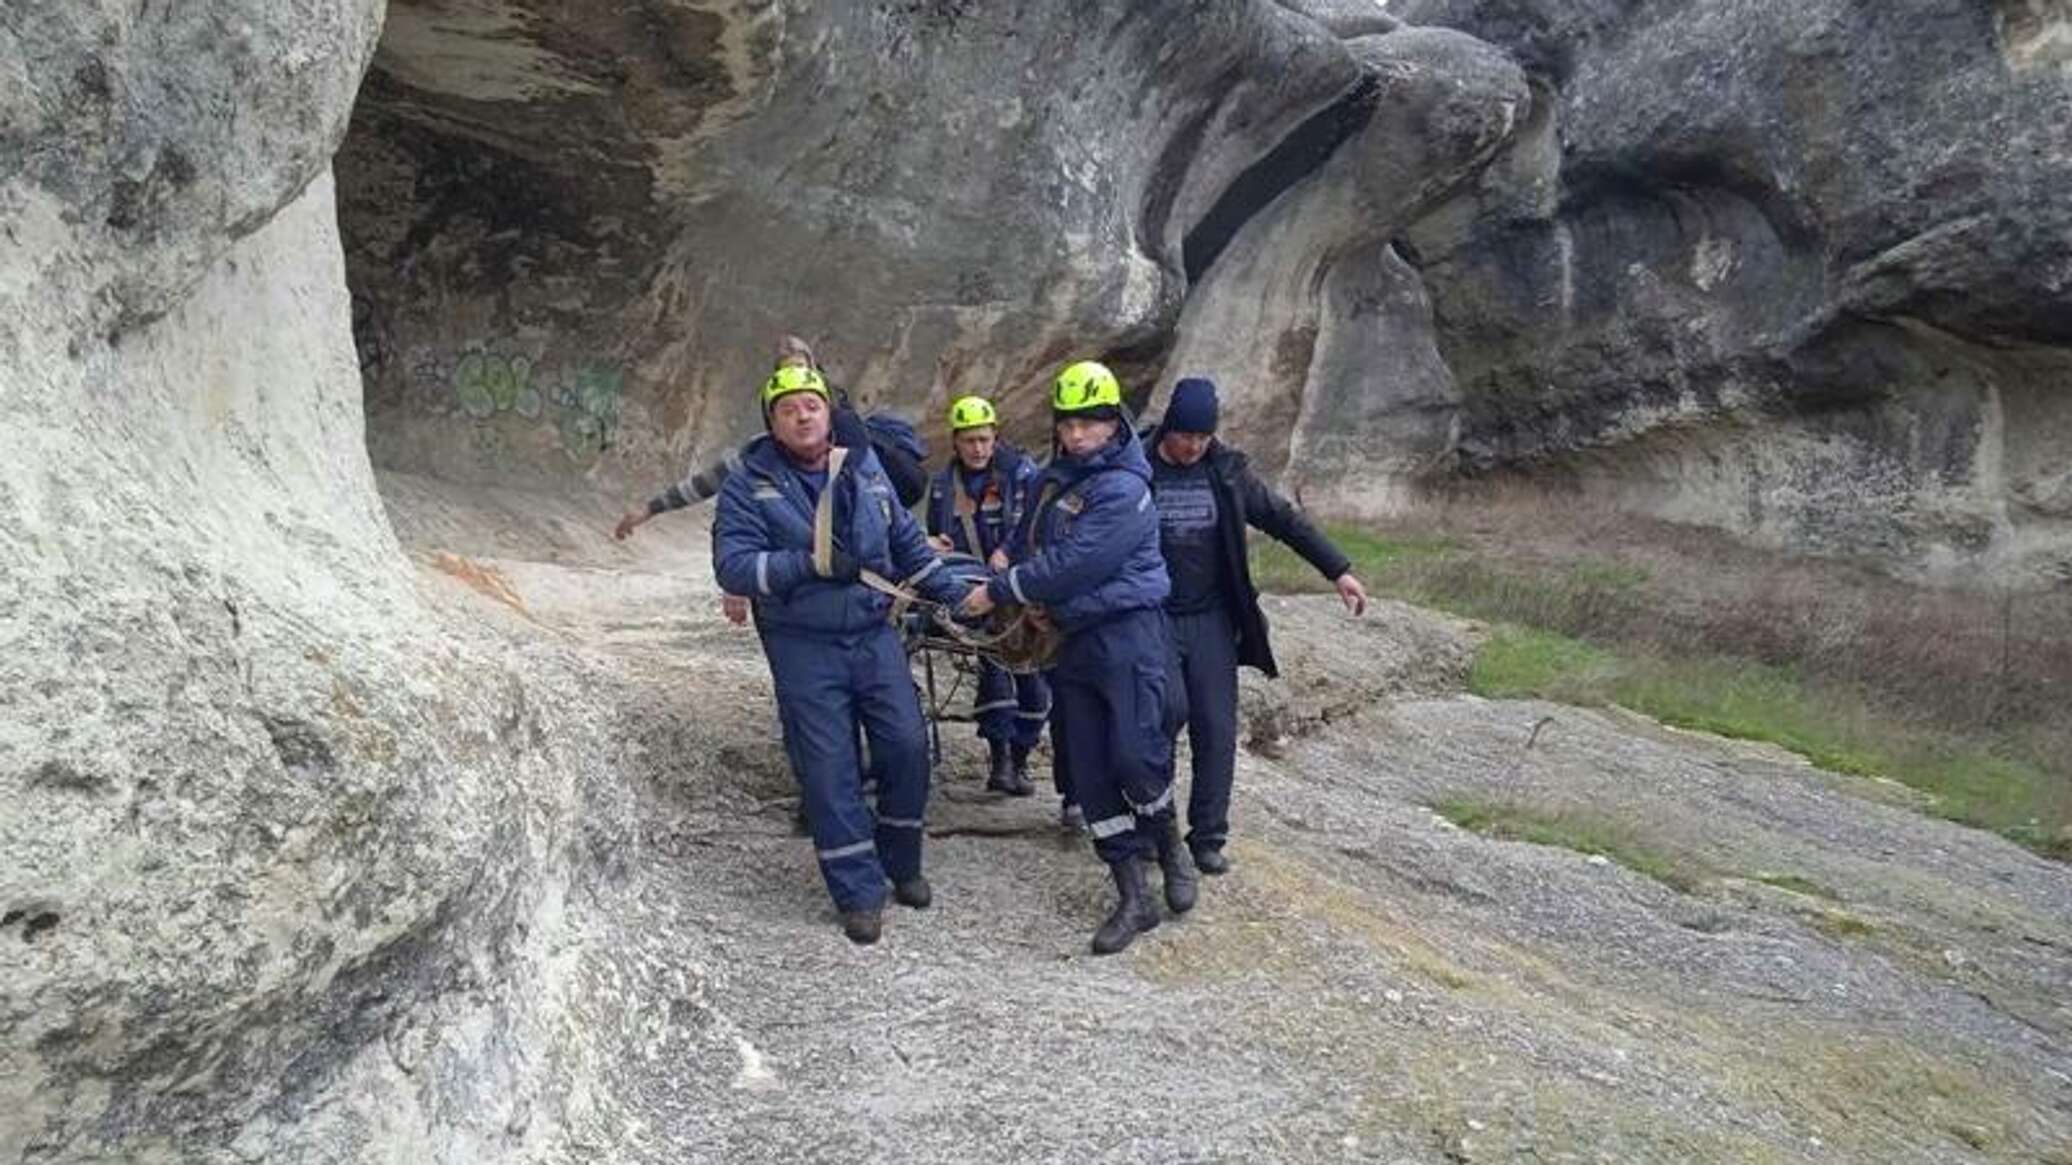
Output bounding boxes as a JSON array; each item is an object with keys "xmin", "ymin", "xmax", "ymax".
[
  {"xmin": 974, "ymin": 661, "xmax": 1049, "ymax": 750},
  {"xmin": 764, "ymin": 624, "xmax": 930, "ymax": 912},
  {"xmin": 1045, "ymin": 667, "xmax": 1074, "ymax": 805},
  {"xmin": 1050, "ymin": 607, "xmax": 1185, "ymax": 863}
]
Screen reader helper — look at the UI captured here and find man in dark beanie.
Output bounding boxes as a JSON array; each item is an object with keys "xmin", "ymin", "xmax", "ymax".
[{"xmin": 1148, "ymin": 375, "xmax": 1367, "ymax": 875}]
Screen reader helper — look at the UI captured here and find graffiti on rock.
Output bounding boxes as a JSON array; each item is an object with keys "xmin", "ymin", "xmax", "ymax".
[
  {"xmin": 554, "ymin": 362, "xmax": 623, "ymax": 459},
  {"xmin": 429, "ymin": 348, "xmax": 625, "ymax": 460},
  {"xmin": 453, "ymin": 352, "xmax": 544, "ymax": 420}
]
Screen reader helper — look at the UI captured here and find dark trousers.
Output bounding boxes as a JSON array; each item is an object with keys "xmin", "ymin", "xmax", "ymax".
[
  {"xmin": 764, "ymin": 624, "xmax": 930, "ymax": 912},
  {"xmin": 1168, "ymin": 606, "xmax": 1240, "ymax": 855},
  {"xmin": 1045, "ymin": 667, "xmax": 1074, "ymax": 804},
  {"xmin": 1051, "ymin": 608, "xmax": 1185, "ymax": 863},
  {"xmin": 974, "ymin": 661, "xmax": 1049, "ymax": 750}
]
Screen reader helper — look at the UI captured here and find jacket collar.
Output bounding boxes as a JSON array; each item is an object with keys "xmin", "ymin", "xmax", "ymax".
[
  {"xmin": 1144, "ymin": 424, "xmax": 1227, "ymax": 472},
  {"xmin": 742, "ymin": 433, "xmax": 839, "ymax": 479},
  {"xmin": 1048, "ymin": 425, "xmax": 1153, "ymax": 486}
]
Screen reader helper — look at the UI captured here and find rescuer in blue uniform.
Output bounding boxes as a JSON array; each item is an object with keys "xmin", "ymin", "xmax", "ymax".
[
  {"xmin": 714, "ymin": 364, "xmax": 966, "ymax": 945},
  {"xmin": 962, "ymin": 361, "xmax": 1193, "ymax": 955},
  {"xmin": 925, "ymin": 394, "xmax": 1049, "ymax": 796}
]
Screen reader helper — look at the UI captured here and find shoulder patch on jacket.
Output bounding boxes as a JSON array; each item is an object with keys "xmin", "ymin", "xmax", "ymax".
[{"xmin": 1057, "ymin": 492, "xmax": 1086, "ymax": 515}]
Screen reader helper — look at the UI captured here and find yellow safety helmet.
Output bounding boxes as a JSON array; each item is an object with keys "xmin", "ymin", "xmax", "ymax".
[
  {"xmin": 1052, "ymin": 360, "xmax": 1122, "ymax": 413},
  {"xmin": 947, "ymin": 395, "xmax": 999, "ymax": 432},
  {"xmin": 760, "ymin": 364, "xmax": 830, "ymax": 412}
]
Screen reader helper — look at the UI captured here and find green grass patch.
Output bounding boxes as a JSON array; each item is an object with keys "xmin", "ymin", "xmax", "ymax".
[
  {"xmin": 1433, "ymin": 797, "xmax": 1710, "ymax": 892},
  {"xmin": 1247, "ymin": 523, "xmax": 1451, "ymax": 595},
  {"xmin": 1753, "ymin": 873, "xmax": 1840, "ymax": 901},
  {"xmin": 1467, "ymin": 626, "xmax": 1615, "ymax": 700},
  {"xmin": 1452, "ymin": 627, "xmax": 2069, "ymax": 860},
  {"xmin": 1813, "ymin": 910, "xmax": 1877, "ymax": 940},
  {"xmin": 1250, "ymin": 523, "xmax": 2072, "ymax": 863}
]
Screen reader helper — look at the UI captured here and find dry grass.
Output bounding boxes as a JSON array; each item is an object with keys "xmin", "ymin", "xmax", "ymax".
[
  {"xmin": 1433, "ymin": 797, "xmax": 1715, "ymax": 892},
  {"xmin": 1254, "ymin": 498, "xmax": 2072, "ymax": 859}
]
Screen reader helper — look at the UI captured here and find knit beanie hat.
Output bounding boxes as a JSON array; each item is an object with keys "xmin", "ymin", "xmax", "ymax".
[{"xmin": 1165, "ymin": 376, "xmax": 1220, "ymax": 434}]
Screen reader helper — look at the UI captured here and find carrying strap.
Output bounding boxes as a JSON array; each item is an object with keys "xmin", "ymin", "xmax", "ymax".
[
  {"xmin": 950, "ymin": 464, "xmax": 990, "ymax": 560},
  {"xmin": 810, "ymin": 445, "xmax": 849, "ymax": 577},
  {"xmin": 812, "ymin": 445, "xmax": 1052, "ymax": 667},
  {"xmin": 813, "ymin": 444, "xmax": 921, "ymax": 627},
  {"xmin": 857, "ymin": 565, "xmax": 1055, "ymax": 672},
  {"xmin": 1024, "ymin": 478, "xmax": 1062, "ymax": 556}
]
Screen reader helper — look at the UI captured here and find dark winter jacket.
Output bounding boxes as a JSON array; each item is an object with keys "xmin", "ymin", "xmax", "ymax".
[
  {"xmin": 713, "ymin": 436, "xmax": 961, "ymax": 637},
  {"xmin": 924, "ymin": 443, "xmax": 1040, "ymax": 559},
  {"xmin": 988, "ymin": 428, "xmax": 1170, "ymax": 633},
  {"xmin": 1145, "ymin": 427, "xmax": 1350, "ymax": 678}
]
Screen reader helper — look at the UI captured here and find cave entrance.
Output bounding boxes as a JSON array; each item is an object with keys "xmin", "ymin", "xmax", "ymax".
[{"xmin": 331, "ymin": 1, "xmax": 715, "ymax": 500}]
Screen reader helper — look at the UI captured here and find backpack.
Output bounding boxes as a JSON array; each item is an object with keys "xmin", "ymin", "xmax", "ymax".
[
  {"xmin": 863, "ymin": 413, "xmax": 928, "ymax": 465},
  {"xmin": 861, "ymin": 412, "xmax": 929, "ymax": 507}
]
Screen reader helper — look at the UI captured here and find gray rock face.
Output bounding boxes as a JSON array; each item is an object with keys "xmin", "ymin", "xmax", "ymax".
[
  {"xmin": 337, "ymin": 1, "xmax": 1368, "ymax": 491},
  {"xmin": 1153, "ymin": 29, "xmax": 1528, "ymax": 506},
  {"xmin": 1391, "ymin": 0, "xmax": 2072, "ymax": 584},
  {"xmin": 0, "ymin": 1, "xmax": 383, "ymax": 339},
  {"xmin": 0, "ymin": 7, "xmax": 640, "ymax": 1161},
  {"xmin": 9, "ymin": 1, "xmax": 2072, "ymax": 1161}
]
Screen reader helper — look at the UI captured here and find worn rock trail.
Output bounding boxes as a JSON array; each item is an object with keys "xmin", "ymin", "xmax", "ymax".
[{"xmin": 386, "ymin": 473, "xmax": 2072, "ymax": 1163}]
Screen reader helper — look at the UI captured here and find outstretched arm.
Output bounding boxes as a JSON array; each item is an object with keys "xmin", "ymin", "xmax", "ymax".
[
  {"xmin": 1237, "ymin": 461, "xmax": 1350, "ymax": 581},
  {"xmin": 616, "ymin": 450, "xmax": 740, "ymax": 539},
  {"xmin": 1234, "ymin": 460, "xmax": 1364, "ymax": 614}
]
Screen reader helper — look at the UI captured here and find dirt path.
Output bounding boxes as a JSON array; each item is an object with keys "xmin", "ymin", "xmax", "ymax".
[{"xmin": 383, "ymin": 472, "xmax": 2072, "ymax": 1163}]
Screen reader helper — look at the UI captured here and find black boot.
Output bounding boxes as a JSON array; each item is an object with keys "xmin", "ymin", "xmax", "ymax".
[
  {"xmin": 985, "ymin": 739, "xmax": 1019, "ymax": 795},
  {"xmin": 841, "ymin": 907, "xmax": 883, "ymax": 945},
  {"xmin": 893, "ymin": 875, "xmax": 932, "ymax": 909},
  {"xmin": 1192, "ymin": 846, "xmax": 1231, "ymax": 876},
  {"xmin": 1153, "ymin": 820, "xmax": 1198, "ymax": 915},
  {"xmin": 1005, "ymin": 743, "xmax": 1036, "ymax": 797},
  {"xmin": 1091, "ymin": 858, "xmax": 1161, "ymax": 955}
]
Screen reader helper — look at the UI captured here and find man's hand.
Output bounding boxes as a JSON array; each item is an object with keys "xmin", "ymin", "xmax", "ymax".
[
  {"xmin": 721, "ymin": 594, "xmax": 750, "ymax": 626},
  {"xmin": 927, "ymin": 534, "xmax": 954, "ymax": 553},
  {"xmin": 988, "ymin": 547, "xmax": 1010, "ymax": 571},
  {"xmin": 613, "ymin": 509, "xmax": 651, "ymax": 541},
  {"xmin": 960, "ymin": 585, "xmax": 996, "ymax": 619},
  {"xmin": 1335, "ymin": 572, "xmax": 1368, "ymax": 617}
]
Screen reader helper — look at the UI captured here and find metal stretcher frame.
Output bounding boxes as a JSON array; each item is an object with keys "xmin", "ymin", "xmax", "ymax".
[{"xmin": 903, "ymin": 619, "xmax": 986, "ymax": 767}]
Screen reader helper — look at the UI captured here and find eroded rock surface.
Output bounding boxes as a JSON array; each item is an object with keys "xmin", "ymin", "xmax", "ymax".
[
  {"xmin": 1391, "ymin": 0, "xmax": 2072, "ymax": 584},
  {"xmin": 337, "ymin": 0, "xmax": 1368, "ymax": 492},
  {"xmin": 8, "ymin": 2, "xmax": 2072, "ymax": 1161},
  {"xmin": 363, "ymin": 486, "xmax": 2072, "ymax": 1162}
]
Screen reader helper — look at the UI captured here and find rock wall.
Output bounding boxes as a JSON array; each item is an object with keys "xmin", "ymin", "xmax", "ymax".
[
  {"xmin": 1388, "ymin": 0, "xmax": 2072, "ymax": 585},
  {"xmin": 6, "ymin": 2, "xmax": 2072, "ymax": 1160},
  {"xmin": 1151, "ymin": 28, "xmax": 1528, "ymax": 501},
  {"xmin": 336, "ymin": 0, "xmax": 2072, "ymax": 584},
  {"xmin": 1, "ymin": 6, "xmax": 641, "ymax": 1160},
  {"xmin": 337, "ymin": 0, "xmax": 1369, "ymax": 492}
]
